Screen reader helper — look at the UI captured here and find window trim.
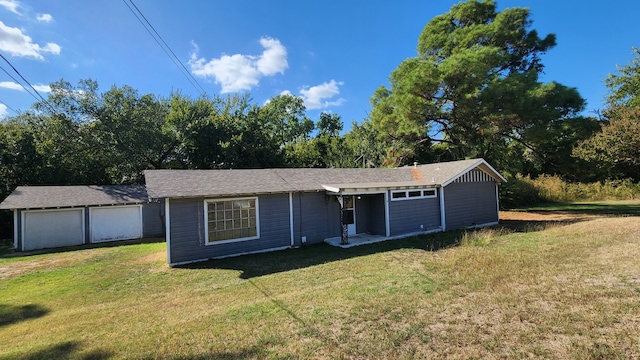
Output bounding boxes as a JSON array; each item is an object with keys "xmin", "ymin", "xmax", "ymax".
[
  {"xmin": 390, "ymin": 188, "xmax": 437, "ymax": 201},
  {"xmin": 204, "ymin": 197, "xmax": 260, "ymax": 245}
]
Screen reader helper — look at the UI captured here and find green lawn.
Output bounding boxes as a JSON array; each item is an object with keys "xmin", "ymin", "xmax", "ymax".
[{"xmin": 1, "ymin": 203, "xmax": 640, "ymax": 359}]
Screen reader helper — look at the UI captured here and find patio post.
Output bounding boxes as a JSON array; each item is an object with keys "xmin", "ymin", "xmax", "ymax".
[{"xmin": 336, "ymin": 195, "xmax": 349, "ymax": 245}]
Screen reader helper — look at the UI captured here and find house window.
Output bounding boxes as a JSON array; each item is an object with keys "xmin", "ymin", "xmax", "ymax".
[
  {"xmin": 391, "ymin": 192, "xmax": 407, "ymax": 199},
  {"xmin": 422, "ymin": 189, "xmax": 436, "ymax": 197},
  {"xmin": 391, "ymin": 189, "xmax": 437, "ymax": 201},
  {"xmin": 205, "ymin": 197, "xmax": 259, "ymax": 244}
]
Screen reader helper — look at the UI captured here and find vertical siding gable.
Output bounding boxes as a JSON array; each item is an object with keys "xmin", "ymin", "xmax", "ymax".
[{"xmin": 452, "ymin": 169, "xmax": 496, "ymax": 183}]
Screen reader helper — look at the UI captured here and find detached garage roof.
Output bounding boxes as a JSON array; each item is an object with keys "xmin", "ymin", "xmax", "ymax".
[
  {"xmin": 0, "ymin": 185, "xmax": 150, "ymax": 210},
  {"xmin": 144, "ymin": 158, "xmax": 506, "ymax": 199}
]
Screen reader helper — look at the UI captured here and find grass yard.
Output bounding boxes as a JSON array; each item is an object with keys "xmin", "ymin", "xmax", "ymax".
[{"xmin": 1, "ymin": 202, "xmax": 640, "ymax": 359}]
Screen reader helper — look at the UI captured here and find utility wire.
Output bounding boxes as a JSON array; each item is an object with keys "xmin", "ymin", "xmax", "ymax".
[
  {"xmin": 0, "ymin": 99, "xmax": 18, "ymax": 116},
  {"xmin": 0, "ymin": 52, "xmax": 58, "ymax": 114},
  {"xmin": 0, "ymin": 64, "xmax": 40, "ymax": 104},
  {"xmin": 122, "ymin": 0, "xmax": 208, "ymax": 97}
]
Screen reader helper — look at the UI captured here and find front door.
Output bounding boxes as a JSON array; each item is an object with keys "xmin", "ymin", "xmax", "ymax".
[{"xmin": 344, "ymin": 196, "xmax": 356, "ymax": 235}]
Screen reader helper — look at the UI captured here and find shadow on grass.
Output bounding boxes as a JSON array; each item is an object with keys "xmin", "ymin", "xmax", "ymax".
[
  {"xmin": 0, "ymin": 341, "xmax": 113, "ymax": 360},
  {"xmin": 0, "ymin": 304, "xmax": 49, "ymax": 328},
  {"xmin": 183, "ymin": 230, "xmax": 465, "ymax": 279}
]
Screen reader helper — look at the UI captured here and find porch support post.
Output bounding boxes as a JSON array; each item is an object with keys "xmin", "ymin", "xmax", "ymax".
[{"xmin": 336, "ymin": 195, "xmax": 349, "ymax": 245}]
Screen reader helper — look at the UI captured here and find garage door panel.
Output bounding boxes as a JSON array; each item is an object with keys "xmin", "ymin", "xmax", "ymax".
[
  {"xmin": 91, "ymin": 206, "xmax": 142, "ymax": 242},
  {"xmin": 23, "ymin": 209, "xmax": 84, "ymax": 251}
]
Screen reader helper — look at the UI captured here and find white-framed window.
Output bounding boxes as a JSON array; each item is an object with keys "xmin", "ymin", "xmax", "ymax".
[
  {"xmin": 204, "ymin": 197, "xmax": 259, "ymax": 245},
  {"xmin": 390, "ymin": 189, "xmax": 437, "ymax": 201}
]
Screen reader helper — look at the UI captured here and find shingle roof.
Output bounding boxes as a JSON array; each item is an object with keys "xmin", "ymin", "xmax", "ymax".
[
  {"xmin": 0, "ymin": 185, "xmax": 150, "ymax": 210},
  {"xmin": 144, "ymin": 158, "xmax": 505, "ymax": 199}
]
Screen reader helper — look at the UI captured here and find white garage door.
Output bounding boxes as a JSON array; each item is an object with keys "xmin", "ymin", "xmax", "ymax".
[
  {"xmin": 90, "ymin": 206, "xmax": 142, "ymax": 243},
  {"xmin": 22, "ymin": 209, "xmax": 84, "ymax": 251}
]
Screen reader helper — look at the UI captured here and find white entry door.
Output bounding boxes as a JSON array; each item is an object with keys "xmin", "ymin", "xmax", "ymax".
[{"xmin": 344, "ymin": 196, "xmax": 356, "ymax": 235}]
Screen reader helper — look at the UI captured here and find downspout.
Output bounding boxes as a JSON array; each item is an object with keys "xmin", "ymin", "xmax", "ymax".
[
  {"xmin": 439, "ymin": 186, "xmax": 446, "ymax": 231},
  {"xmin": 165, "ymin": 198, "xmax": 171, "ymax": 265}
]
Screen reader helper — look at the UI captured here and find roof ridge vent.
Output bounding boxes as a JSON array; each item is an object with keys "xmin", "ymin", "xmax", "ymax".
[{"xmin": 413, "ymin": 162, "xmax": 418, "ymax": 168}]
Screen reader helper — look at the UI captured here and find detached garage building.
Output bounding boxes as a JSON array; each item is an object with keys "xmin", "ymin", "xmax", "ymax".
[{"xmin": 0, "ymin": 185, "xmax": 164, "ymax": 251}]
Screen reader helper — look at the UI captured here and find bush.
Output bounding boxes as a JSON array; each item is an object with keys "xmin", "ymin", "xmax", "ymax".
[{"xmin": 499, "ymin": 174, "xmax": 640, "ymax": 208}]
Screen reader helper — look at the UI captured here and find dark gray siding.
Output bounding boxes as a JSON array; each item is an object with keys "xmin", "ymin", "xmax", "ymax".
[
  {"xmin": 388, "ymin": 193, "xmax": 441, "ymax": 236},
  {"xmin": 142, "ymin": 202, "xmax": 164, "ymax": 237},
  {"xmin": 355, "ymin": 196, "xmax": 369, "ymax": 234},
  {"xmin": 168, "ymin": 194, "xmax": 291, "ymax": 265},
  {"xmin": 444, "ymin": 182, "xmax": 498, "ymax": 230},
  {"xmin": 369, "ymin": 195, "xmax": 386, "ymax": 236},
  {"xmin": 292, "ymin": 192, "xmax": 340, "ymax": 245},
  {"xmin": 355, "ymin": 194, "xmax": 386, "ymax": 236}
]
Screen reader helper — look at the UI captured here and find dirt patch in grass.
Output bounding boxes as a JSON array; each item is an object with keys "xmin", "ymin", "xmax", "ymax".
[
  {"xmin": 0, "ymin": 249, "xmax": 109, "ymax": 279},
  {"xmin": 500, "ymin": 210, "xmax": 586, "ymax": 222}
]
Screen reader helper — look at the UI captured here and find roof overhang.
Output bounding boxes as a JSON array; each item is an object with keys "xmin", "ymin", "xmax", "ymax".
[{"xmin": 322, "ymin": 181, "xmax": 438, "ymax": 195}]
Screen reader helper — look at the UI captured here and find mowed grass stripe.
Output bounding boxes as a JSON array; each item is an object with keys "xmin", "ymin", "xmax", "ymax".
[{"xmin": 1, "ymin": 205, "xmax": 639, "ymax": 359}]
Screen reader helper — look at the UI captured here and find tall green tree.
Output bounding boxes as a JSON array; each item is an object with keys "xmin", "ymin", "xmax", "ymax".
[
  {"xmin": 573, "ymin": 106, "xmax": 640, "ymax": 181},
  {"xmin": 605, "ymin": 47, "xmax": 640, "ymax": 108},
  {"xmin": 260, "ymin": 94, "xmax": 314, "ymax": 147},
  {"xmin": 370, "ymin": 0, "xmax": 587, "ymax": 173}
]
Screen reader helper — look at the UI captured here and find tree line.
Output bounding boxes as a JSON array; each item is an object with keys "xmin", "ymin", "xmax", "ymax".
[{"xmin": 1, "ymin": 0, "xmax": 639, "ymax": 220}]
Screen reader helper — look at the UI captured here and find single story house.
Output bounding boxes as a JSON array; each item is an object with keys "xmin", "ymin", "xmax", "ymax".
[
  {"xmin": 0, "ymin": 185, "xmax": 164, "ymax": 251},
  {"xmin": 144, "ymin": 158, "xmax": 506, "ymax": 266}
]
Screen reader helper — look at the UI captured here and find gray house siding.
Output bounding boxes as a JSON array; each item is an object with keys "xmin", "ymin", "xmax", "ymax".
[
  {"xmin": 444, "ymin": 181, "xmax": 498, "ymax": 230},
  {"xmin": 142, "ymin": 202, "xmax": 164, "ymax": 237},
  {"xmin": 168, "ymin": 194, "xmax": 291, "ymax": 265},
  {"xmin": 388, "ymin": 193, "xmax": 441, "ymax": 236},
  {"xmin": 355, "ymin": 194, "xmax": 386, "ymax": 236},
  {"xmin": 292, "ymin": 192, "xmax": 340, "ymax": 246}
]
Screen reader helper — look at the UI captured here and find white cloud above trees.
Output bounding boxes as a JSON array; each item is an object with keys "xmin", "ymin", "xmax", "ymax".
[
  {"xmin": 299, "ymin": 80, "xmax": 345, "ymax": 110},
  {"xmin": 0, "ymin": 81, "xmax": 51, "ymax": 92},
  {"xmin": 189, "ymin": 37, "xmax": 288, "ymax": 93},
  {"xmin": 0, "ymin": 21, "xmax": 60, "ymax": 59}
]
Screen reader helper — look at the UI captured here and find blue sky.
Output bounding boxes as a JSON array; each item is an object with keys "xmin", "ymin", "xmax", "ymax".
[{"xmin": 1, "ymin": 0, "xmax": 639, "ymax": 128}]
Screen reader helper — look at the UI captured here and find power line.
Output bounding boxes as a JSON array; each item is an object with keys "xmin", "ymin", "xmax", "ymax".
[
  {"xmin": 0, "ymin": 64, "xmax": 40, "ymax": 103},
  {"xmin": 122, "ymin": 0, "xmax": 208, "ymax": 97},
  {"xmin": 0, "ymin": 99, "xmax": 18, "ymax": 116},
  {"xmin": 0, "ymin": 52, "xmax": 58, "ymax": 114}
]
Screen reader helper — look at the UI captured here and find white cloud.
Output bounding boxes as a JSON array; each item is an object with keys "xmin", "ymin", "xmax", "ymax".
[
  {"xmin": 0, "ymin": 21, "xmax": 61, "ymax": 59},
  {"xmin": 0, "ymin": 81, "xmax": 23, "ymax": 91},
  {"xmin": 0, "ymin": 0, "xmax": 20, "ymax": 15},
  {"xmin": 36, "ymin": 13, "xmax": 53, "ymax": 23},
  {"xmin": 0, "ymin": 81, "xmax": 51, "ymax": 92},
  {"xmin": 189, "ymin": 37, "xmax": 288, "ymax": 93},
  {"xmin": 0, "ymin": 103, "xmax": 7, "ymax": 118},
  {"xmin": 256, "ymin": 37, "xmax": 288, "ymax": 76},
  {"xmin": 299, "ymin": 80, "xmax": 345, "ymax": 110},
  {"xmin": 33, "ymin": 84, "xmax": 51, "ymax": 92}
]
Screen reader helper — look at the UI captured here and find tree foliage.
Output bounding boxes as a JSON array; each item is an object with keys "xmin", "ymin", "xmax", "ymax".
[
  {"xmin": 574, "ymin": 107, "xmax": 640, "ymax": 181},
  {"xmin": 605, "ymin": 47, "xmax": 640, "ymax": 108},
  {"xmin": 369, "ymin": 0, "xmax": 591, "ymax": 175}
]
